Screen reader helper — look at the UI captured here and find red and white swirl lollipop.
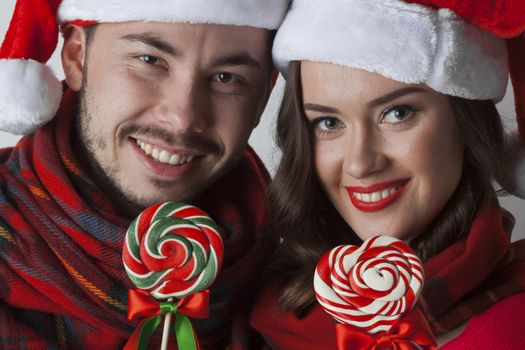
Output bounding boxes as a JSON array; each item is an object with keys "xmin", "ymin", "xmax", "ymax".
[
  {"xmin": 123, "ymin": 202, "xmax": 223, "ymax": 300},
  {"xmin": 314, "ymin": 236, "xmax": 424, "ymax": 334}
]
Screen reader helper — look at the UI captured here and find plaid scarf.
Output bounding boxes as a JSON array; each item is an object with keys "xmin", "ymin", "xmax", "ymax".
[
  {"xmin": 0, "ymin": 89, "xmax": 269, "ymax": 349},
  {"xmin": 420, "ymin": 206, "xmax": 525, "ymax": 334}
]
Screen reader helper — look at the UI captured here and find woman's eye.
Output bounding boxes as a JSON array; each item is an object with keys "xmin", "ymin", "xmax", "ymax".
[
  {"xmin": 139, "ymin": 55, "xmax": 160, "ymax": 65},
  {"xmin": 381, "ymin": 105, "xmax": 416, "ymax": 124},
  {"xmin": 312, "ymin": 117, "xmax": 344, "ymax": 135}
]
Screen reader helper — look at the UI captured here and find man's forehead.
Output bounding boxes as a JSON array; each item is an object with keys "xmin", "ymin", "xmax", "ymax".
[{"xmin": 96, "ymin": 21, "xmax": 271, "ymax": 64}]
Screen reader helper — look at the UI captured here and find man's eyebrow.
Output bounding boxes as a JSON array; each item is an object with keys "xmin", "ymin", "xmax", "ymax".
[
  {"xmin": 212, "ymin": 53, "xmax": 262, "ymax": 70},
  {"xmin": 120, "ymin": 33, "xmax": 179, "ymax": 56},
  {"xmin": 367, "ymin": 87, "xmax": 429, "ymax": 108},
  {"xmin": 303, "ymin": 103, "xmax": 341, "ymax": 114}
]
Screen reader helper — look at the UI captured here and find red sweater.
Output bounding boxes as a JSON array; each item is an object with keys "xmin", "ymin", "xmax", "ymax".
[
  {"xmin": 250, "ymin": 284, "xmax": 525, "ymax": 350},
  {"xmin": 440, "ymin": 293, "xmax": 525, "ymax": 349}
]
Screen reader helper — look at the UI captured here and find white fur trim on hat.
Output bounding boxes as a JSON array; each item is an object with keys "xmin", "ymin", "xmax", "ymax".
[
  {"xmin": 59, "ymin": 0, "xmax": 289, "ymax": 30},
  {"xmin": 273, "ymin": 0, "xmax": 509, "ymax": 101},
  {"xmin": 0, "ymin": 59, "xmax": 62, "ymax": 135}
]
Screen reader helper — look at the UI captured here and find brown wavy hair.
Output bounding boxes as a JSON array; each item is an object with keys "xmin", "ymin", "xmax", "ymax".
[{"xmin": 266, "ymin": 61, "xmax": 506, "ymax": 313}]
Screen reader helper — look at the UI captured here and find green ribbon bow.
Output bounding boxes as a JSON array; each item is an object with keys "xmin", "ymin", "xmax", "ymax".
[{"xmin": 134, "ymin": 302, "xmax": 198, "ymax": 350}]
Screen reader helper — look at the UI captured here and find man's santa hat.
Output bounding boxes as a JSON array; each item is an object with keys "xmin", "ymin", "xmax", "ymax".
[
  {"xmin": 273, "ymin": 0, "xmax": 525, "ymax": 198},
  {"xmin": 0, "ymin": 0, "xmax": 289, "ymax": 135}
]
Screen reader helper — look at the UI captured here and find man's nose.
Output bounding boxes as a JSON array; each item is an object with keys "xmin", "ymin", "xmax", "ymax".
[
  {"xmin": 343, "ymin": 124, "xmax": 387, "ymax": 179},
  {"xmin": 156, "ymin": 75, "xmax": 208, "ymax": 133}
]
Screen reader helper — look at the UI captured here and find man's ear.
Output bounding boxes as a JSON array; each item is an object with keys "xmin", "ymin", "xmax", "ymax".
[{"xmin": 61, "ymin": 25, "xmax": 88, "ymax": 91}]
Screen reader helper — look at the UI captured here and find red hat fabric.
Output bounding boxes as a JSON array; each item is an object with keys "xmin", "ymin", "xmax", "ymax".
[
  {"xmin": 405, "ymin": 0, "xmax": 525, "ymax": 38},
  {"xmin": 0, "ymin": 0, "xmax": 290, "ymax": 135},
  {"xmin": 0, "ymin": 0, "xmax": 63, "ymax": 135}
]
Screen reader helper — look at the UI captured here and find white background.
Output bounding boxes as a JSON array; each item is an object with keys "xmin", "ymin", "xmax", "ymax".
[{"xmin": 1, "ymin": 1, "xmax": 523, "ymax": 239}]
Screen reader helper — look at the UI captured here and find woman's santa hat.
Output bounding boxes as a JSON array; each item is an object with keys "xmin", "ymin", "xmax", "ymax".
[
  {"xmin": 273, "ymin": 0, "xmax": 525, "ymax": 198},
  {"xmin": 0, "ymin": 0, "xmax": 289, "ymax": 135}
]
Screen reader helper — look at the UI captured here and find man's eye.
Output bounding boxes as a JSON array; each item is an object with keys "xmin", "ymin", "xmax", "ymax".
[
  {"xmin": 139, "ymin": 55, "xmax": 160, "ymax": 65},
  {"xmin": 213, "ymin": 72, "xmax": 235, "ymax": 83}
]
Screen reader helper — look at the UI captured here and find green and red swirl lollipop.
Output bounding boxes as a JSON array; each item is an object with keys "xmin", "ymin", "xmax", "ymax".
[
  {"xmin": 123, "ymin": 202, "xmax": 223, "ymax": 300},
  {"xmin": 123, "ymin": 202, "xmax": 224, "ymax": 350}
]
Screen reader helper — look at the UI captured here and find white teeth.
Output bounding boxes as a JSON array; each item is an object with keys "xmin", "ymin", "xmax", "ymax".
[
  {"xmin": 136, "ymin": 139, "xmax": 195, "ymax": 166},
  {"xmin": 168, "ymin": 154, "xmax": 181, "ymax": 165},
  {"xmin": 353, "ymin": 184, "xmax": 402, "ymax": 203},
  {"xmin": 159, "ymin": 150, "xmax": 171, "ymax": 163},
  {"xmin": 370, "ymin": 192, "xmax": 381, "ymax": 202},
  {"xmin": 151, "ymin": 149, "xmax": 160, "ymax": 160}
]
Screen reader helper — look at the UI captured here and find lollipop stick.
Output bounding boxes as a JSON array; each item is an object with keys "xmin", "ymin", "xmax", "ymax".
[{"xmin": 160, "ymin": 297, "xmax": 173, "ymax": 350}]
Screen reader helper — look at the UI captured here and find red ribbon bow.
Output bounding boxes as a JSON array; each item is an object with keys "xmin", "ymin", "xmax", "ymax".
[
  {"xmin": 127, "ymin": 288, "xmax": 210, "ymax": 320},
  {"xmin": 335, "ymin": 309, "xmax": 437, "ymax": 350},
  {"xmin": 125, "ymin": 289, "xmax": 210, "ymax": 350}
]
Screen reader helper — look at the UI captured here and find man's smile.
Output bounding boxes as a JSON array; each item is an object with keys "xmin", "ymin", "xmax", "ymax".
[{"xmin": 136, "ymin": 138, "xmax": 196, "ymax": 166}]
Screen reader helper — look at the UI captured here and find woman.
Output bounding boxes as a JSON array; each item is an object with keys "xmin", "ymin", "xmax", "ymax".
[{"xmin": 250, "ymin": 0, "xmax": 525, "ymax": 349}]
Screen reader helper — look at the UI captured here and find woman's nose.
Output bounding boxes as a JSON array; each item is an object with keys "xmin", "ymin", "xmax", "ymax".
[{"xmin": 343, "ymin": 125, "xmax": 387, "ymax": 179}]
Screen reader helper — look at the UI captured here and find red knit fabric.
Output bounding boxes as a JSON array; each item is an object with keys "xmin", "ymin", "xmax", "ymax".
[
  {"xmin": 251, "ymin": 279, "xmax": 337, "ymax": 350},
  {"xmin": 439, "ymin": 293, "xmax": 525, "ymax": 350}
]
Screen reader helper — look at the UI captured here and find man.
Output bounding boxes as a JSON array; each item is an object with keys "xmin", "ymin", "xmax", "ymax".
[{"xmin": 0, "ymin": 0, "xmax": 287, "ymax": 348}]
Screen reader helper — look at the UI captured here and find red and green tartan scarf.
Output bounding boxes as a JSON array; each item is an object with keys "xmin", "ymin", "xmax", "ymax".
[
  {"xmin": 0, "ymin": 89, "xmax": 270, "ymax": 349},
  {"xmin": 420, "ymin": 206, "xmax": 525, "ymax": 334}
]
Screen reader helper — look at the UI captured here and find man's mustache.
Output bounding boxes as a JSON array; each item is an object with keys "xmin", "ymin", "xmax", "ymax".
[{"xmin": 121, "ymin": 124, "xmax": 220, "ymax": 155}]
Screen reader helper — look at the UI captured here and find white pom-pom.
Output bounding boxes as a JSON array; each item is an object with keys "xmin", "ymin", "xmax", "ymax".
[
  {"xmin": 498, "ymin": 134, "xmax": 525, "ymax": 199},
  {"xmin": 0, "ymin": 59, "xmax": 62, "ymax": 135}
]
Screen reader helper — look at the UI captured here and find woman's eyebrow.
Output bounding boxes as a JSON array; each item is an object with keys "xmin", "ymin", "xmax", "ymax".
[
  {"xmin": 303, "ymin": 103, "xmax": 341, "ymax": 114},
  {"xmin": 367, "ymin": 87, "xmax": 428, "ymax": 108},
  {"xmin": 303, "ymin": 87, "xmax": 429, "ymax": 114}
]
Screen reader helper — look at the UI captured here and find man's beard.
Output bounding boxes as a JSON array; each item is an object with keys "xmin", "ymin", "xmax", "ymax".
[
  {"xmin": 75, "ymin": 85, "xmax": 152, "ymax": 214},
  {"xmin": 74, "ymin": 80, "xmax": 237, "ymax": 216}
]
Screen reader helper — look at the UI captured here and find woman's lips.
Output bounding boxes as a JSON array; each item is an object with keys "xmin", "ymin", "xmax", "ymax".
[{"xmin": 346, "ymin": 179, "xmax": 410, "ymax": 212}]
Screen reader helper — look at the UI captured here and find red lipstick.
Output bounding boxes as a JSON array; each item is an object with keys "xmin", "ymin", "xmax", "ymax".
[{"xmin": 346, "ymin": 179, "xmax": 409, "ymax": 212}]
